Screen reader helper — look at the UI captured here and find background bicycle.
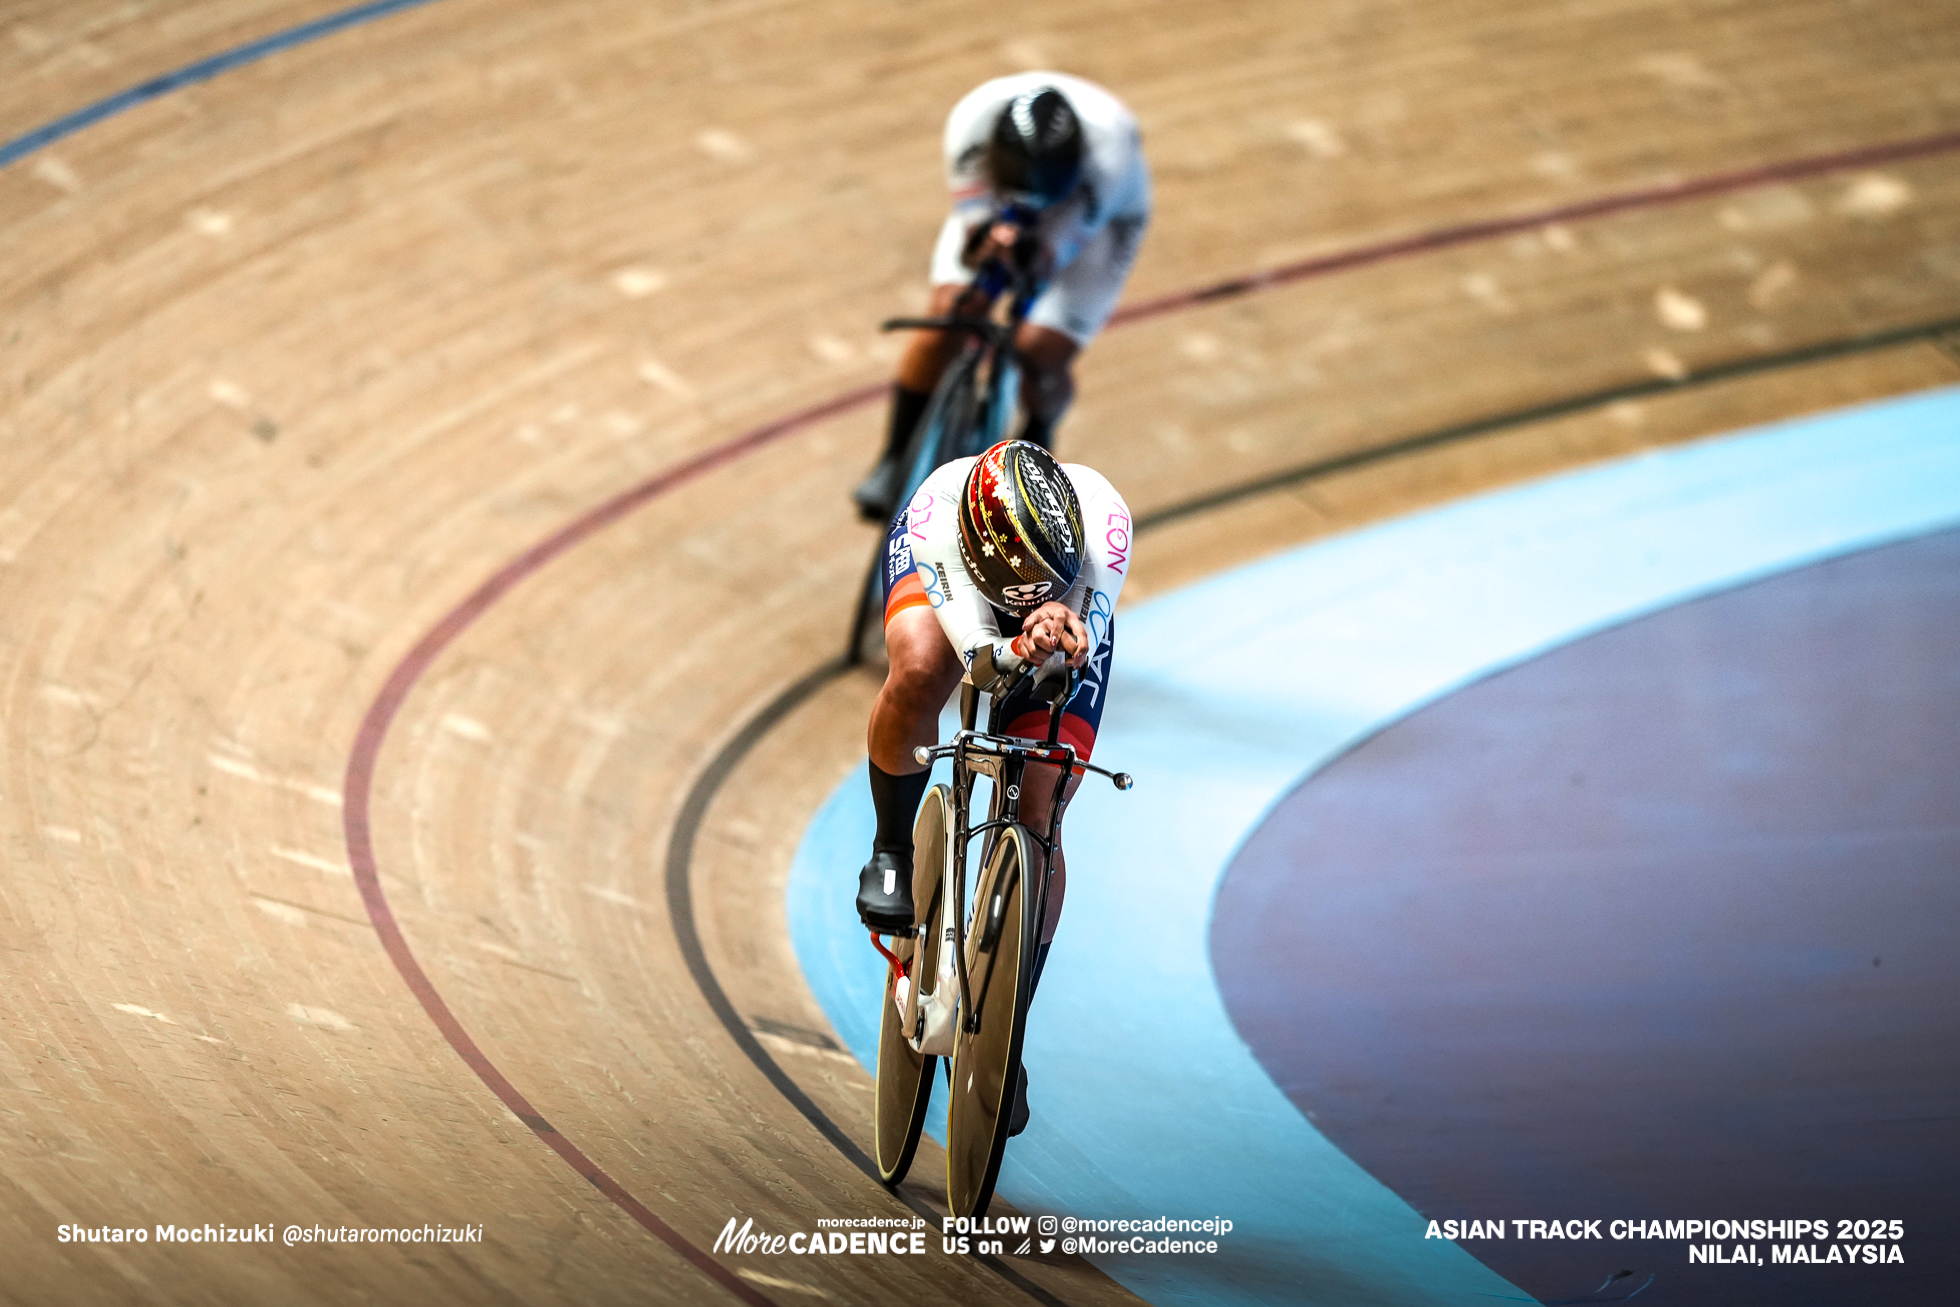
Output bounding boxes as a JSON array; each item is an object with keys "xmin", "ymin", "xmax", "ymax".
[{"xmin": 845, "ymin": 229, "xmax": 1041, "ymax": 664}]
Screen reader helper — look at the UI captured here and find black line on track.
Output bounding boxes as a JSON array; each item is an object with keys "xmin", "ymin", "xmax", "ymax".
[
  {"xmin": 1931, "ymin": 328, "xmax": 1960, "ymax": 373},
  {"xmin": 665, "ymin": 308, "xmax": 1960, "ymax": 1305},
  {"xmin": 1135, "ymin": 312, "xmax": 1960, "ymax": 534},
  {"xmin": 663, "ymin": 659, "xmax": 1072, "ymax": 1307}
]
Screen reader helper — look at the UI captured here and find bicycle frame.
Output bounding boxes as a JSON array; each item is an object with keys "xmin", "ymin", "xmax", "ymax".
[
  {"xmin": 943, "ymin": 681, "xmax": 1072, "ymax": 1034},
  {"xmin": 902, "ymin": 341, "xmax": 1018, "ymax": 522},
  {"xmin": 880, "ymin": 248, "xmax": 1037, "ymax": 516},
  {"xmin": 911, "ymin": 663, "xmax": 1133, "ymax": 1039}
]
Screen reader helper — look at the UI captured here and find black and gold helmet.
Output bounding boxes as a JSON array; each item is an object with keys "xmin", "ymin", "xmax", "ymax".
[{"xmin": 957, "ymin": 440, "xmax": 1084, "ymax": 614}]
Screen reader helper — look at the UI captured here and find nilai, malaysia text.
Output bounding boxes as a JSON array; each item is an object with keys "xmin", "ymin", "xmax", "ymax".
[{"xmin": 1425, "ymin": 1218, "xmax": 1905, "ymax": 1265}]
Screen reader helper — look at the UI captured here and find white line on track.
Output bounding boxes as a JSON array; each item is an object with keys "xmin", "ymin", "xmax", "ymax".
[
  {"xmin": 208, "ymin": 754, "xmax": 342, "ymax": 806},
  {"xmin": 269, "ymin": 846, "xmax": 351, "ymax": 875}
]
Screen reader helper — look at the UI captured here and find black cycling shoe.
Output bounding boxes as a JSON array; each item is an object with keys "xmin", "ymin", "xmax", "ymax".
[
  {"xmin": 1008, "ymin": 1063, "xmax": 1030, "ymax": 1137},
  {"xmin": 856, "ymin": 849, "xmax": 916, "ymax": 933},
  {"xmin": 851, "ymin": 456, "xmax": 904, "ymax": 523}
]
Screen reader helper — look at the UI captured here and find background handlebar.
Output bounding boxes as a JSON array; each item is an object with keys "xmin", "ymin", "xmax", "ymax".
[{"xmin": 879, "ymin": 315, "xmax": 1008, "ymax": 337}]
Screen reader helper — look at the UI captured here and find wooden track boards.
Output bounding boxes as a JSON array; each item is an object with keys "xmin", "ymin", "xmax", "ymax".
[{"xmin": 2, "ymin": 0, "xmax": 1957, "ymax": 1302}]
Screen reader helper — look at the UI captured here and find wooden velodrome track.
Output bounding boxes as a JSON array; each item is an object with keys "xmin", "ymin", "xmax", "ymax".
[{"xmin": 3, "ymin": 0, "xmax": 1957, "ymax": 1303}]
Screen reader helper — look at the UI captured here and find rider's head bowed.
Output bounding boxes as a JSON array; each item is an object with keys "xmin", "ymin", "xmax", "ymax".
[
  {"xmin": 985, "ymin": 87, "xmax": 1084, "ymax": 211},
  {"xmin": 958, "ymin": 440, "xmax": 1085, "ymax": 616}
]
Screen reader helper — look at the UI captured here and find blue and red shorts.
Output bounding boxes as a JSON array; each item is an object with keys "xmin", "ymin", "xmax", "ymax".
[{"xmin": 882, "ymin": 507, "xmax": 1114, "ymax": 759}]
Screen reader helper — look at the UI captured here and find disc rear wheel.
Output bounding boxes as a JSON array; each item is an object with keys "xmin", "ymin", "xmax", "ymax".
[{"xmin": 945, "ymin": 823, "xmax": 1035, "ymax": 1217}]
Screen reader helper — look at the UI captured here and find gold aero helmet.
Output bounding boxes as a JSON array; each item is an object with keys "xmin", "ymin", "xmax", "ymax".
[{"xmin": 957, "ymin": 440, "xmax": 1084, "ymax": 614}]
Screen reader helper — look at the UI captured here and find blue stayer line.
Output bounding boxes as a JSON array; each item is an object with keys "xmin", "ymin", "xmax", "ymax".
[
  {"xmin": 788, "ymin": 384, "xmax": 1960, "ymax": 1307},
  {"xmin": 0, "ymin": 0, "xmax": 447, "ymax": 170}
]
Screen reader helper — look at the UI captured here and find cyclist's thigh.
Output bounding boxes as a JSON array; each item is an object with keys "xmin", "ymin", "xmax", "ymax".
[{"xmin": 1026, "ymin": 211, "xmax": 1149, "ymax": 347}]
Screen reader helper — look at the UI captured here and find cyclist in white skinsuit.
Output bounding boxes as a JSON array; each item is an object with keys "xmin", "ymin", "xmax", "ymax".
[
  {"xmin": 860, "ymin": 438, "xmax": 1133, "ymax": 1135},
  {"xmin": 851, "ymin": 72, "xmax": 1151, "ymax": 521}
]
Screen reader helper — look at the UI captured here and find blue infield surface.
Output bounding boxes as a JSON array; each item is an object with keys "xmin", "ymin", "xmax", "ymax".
[{"xmin": 788, "ymin": 384, "xmax": 1960, "ymax": 1306}]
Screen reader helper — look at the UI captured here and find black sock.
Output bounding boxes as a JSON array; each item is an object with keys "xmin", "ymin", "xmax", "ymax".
[
  {"xmin": 877, "ymin": 385, "xmax": 931, "ymax": 464},
  {"xmin": 868, "ymin": 761, "xmax": 931, "ymax": 857}
]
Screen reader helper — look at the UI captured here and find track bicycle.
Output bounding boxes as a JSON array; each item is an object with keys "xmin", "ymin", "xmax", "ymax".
[
  {"xmin": 845, "ymin": 213, "xmax": 1041, "ymax": 664},
  {"xmin": 868, "ymin": 659, "xmax": 1133, "ymax": 1217}
]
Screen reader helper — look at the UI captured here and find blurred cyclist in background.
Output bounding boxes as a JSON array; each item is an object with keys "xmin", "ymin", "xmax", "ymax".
[{"xmin": 851, "ymin": 72, "xmax": 1151, "ymax": 522}]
